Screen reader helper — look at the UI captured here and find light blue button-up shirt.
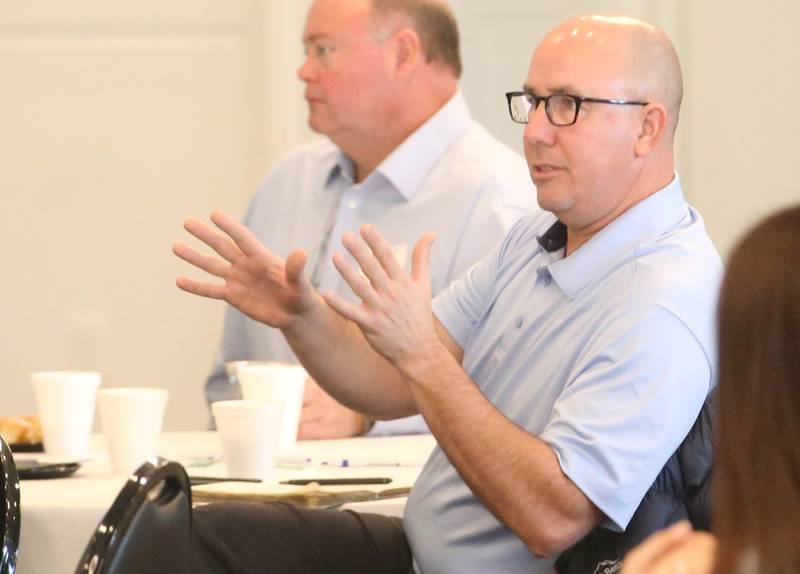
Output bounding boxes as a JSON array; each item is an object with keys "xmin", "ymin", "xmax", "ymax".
[
  {"xmin": 407, "ymin": 175, "xmax": 722, "ymax": 573},
  {"xmin": 206, "ymin": 92, "xmax": 537, "ymax": 435}
]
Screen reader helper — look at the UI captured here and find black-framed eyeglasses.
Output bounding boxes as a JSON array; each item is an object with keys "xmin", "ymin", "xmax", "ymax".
[{"xmin": 505, "ymin": 91, "xmax": 649, "ymax": 126}]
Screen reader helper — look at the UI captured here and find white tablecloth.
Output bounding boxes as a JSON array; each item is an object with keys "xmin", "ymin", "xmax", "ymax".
[{"xmin": 16, "ymin": 432, "xmax": 435, "ymax": 573}]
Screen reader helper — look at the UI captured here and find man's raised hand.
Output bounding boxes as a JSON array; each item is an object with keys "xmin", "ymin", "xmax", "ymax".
[
  {"xmin": 173, "ymin": 211, "xmax": 316, "ymax": 329},
  {"xmin": 322, "ymin": 224, "xmax": 439, "ymax": 369}
]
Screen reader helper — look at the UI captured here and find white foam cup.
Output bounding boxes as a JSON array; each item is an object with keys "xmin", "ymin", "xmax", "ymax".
[
  {"xmin": 236, "ymin": 363, "xmax": 306, "ymax": 449},
  {"xmin": 97, "ymin": 387, "xmax": 168, "ymax": 475},
  {"xmin": 31, "ymin": 371, "xmax": 102, "ymax": 458},
  {"xmin": 222, "ymin": 360, "xmax": 251, "ymax": 398},
  {"xmin": 211, "ymin": 400, "xmax": 283, "ymax": 481}
]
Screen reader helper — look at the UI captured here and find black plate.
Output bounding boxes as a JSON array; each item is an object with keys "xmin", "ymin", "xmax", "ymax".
[
  {"xmin": 17, "ymin": 460, "xmax": 81, "ymax": 480},
  {"xmin": 10, "ymin": 442, "xmax": 44, "ymax": 453}
]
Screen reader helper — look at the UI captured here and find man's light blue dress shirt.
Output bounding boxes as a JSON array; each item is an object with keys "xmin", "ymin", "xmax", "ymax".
[
  {"xmin": 206, "ymin": 92, "xmax": 537, "ymax": 435},
  {"xmin": 406, "ymin": 176, "xmax": 722, "ymax": 573}
]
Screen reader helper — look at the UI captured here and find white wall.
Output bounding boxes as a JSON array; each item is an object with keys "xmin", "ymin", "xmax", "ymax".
[
  {"xmin": 2, "ymin": 1, "xmax": 797, "ymax": 429},
  {"xmin": 683, "ymin": 0, "xmax": 800, "ymax": 256},
  {"xmin": 1, "ymin": 1, "xmax": 269, "ymax": 429}
]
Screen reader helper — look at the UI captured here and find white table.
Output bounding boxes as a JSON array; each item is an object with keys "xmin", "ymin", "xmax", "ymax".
[{"xmin": 16, "ymin": 432, "xmax": 436, "ymax": 574}]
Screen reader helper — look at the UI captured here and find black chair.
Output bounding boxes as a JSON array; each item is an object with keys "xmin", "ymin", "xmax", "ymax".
[
  {"xmin": 0, "ymin": 436, "xmax": 20, "ymax": 574},
  {"xmin": 75, "ymin": 458, "xmax": 192, "ymax": 574}
]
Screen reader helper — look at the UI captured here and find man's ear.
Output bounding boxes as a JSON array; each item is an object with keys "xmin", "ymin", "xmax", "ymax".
[
  {"xmin": 392, "ymin": 27, "xmax": 422, "ymax": 77},
  {"xmin": 634, "ymin": 103, "xmax": 668, "ymax": 157}
]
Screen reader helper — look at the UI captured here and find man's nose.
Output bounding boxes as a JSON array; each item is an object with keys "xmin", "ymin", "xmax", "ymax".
[
  {"xmin": 297, "ymin": 56, "xmax": 316, "ymax": 82},
  {"xmin": 524, "ymin": 103, "xmax": 556, "ymax": 147}
]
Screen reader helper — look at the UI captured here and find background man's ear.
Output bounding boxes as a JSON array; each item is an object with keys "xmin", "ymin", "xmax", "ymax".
[{"xmin": 393, "ymin": 27, "xmax": 422, "ymax": 77}]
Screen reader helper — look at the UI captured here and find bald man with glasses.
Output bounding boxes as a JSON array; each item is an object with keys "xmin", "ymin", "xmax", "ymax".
[{"xmin": 178, "ymin": 14, "xmax": 721, "ymax": 574}]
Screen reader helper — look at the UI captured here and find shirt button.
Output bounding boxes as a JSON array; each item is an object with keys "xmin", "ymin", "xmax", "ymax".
[
  {"xmin": 347, "ymin": 200, "xmax": 358, "ymax": 210},
  {"xmin": 515, "ymin": 317, "xmax": 524, "ymax": 329}
]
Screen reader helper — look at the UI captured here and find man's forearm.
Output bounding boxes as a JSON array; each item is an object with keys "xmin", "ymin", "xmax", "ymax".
[
  {"xmin": 282, "ymin": 296, "xmax": 417, "ymax": 419},
  {"xmin": 400, "ymin": 344, "xmax": 601, "ymax": 557}
]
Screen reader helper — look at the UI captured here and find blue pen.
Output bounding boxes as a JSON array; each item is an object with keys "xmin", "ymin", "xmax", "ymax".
[{"xmin": 319, "ymin": 459, "xmax": 416, "ymax": 468}]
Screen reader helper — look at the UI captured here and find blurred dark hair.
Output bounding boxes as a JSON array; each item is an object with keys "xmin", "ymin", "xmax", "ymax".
[
  {"xmin": 370, "ymin": 0, "xmax": 462, "ymax": 77},
  {"xmin": 713, "ymin": 205, "xmax": 800, "ymax": 573}
]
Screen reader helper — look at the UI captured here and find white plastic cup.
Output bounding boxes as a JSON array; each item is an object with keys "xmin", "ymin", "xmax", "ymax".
[
  {"xmin": 31, "ymin": 371, "xmax": 101, "ymax": 458},
  {"xmin": 236, "ymin": 363, "xmax": 306, "ymax": 449},
  {"xmin": 211, "ymin": 400, "xmax": 283, "ymax": 481},
  {"xmin": 222, "ymin": 361, "xmax": 250, "ymax": 399},
  {"xmin": 97, "ymin": 387, "xmax": 168, "ymax": 475}
]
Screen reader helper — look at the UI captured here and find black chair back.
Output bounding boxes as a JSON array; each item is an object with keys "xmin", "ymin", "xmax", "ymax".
[
  {"xmin": 0, "ymin": 436, "xmax": 20, "ymax": 574},
  {"xmin": 75, "ymin": 458, "xmax": 192, "ymax": 574}
]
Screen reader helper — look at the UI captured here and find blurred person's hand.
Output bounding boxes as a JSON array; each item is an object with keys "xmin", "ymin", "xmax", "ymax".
[
  {"xmin": 622, "ymin": 521, "xmax": 717, "ymax": 574},
  {"xmin": 298, "ymin": 378, "xmax": 368, "ymax": 439}
]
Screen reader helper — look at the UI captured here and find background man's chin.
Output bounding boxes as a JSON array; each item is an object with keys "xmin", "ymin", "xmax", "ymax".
[{"xmin": 307, "ymin": 117, "xmax": 326, "ymax": 135}]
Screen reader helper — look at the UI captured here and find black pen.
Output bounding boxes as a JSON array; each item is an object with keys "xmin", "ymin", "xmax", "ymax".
[
  {"xmin": 190, "ymin": 476, "xmax": 262, "ymax": 485},
  {"xmin": 281, "ymin": 477, "xmax": 393, "ymax": 486}
]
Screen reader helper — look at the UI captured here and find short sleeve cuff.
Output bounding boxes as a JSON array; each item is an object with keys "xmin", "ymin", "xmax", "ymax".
[
  {"xmin": 544, "ymin": 438, "xmax": 638, "ymax": 531},
  {"xmin": 368, "ymin": 414, "xmax": 430, "ymax": 436}
]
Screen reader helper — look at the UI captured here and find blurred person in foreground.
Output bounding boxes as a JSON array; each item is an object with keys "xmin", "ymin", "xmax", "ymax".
[
  {"xmin": 622, "ymin": 206, "xmax": 800, "ymax": 574},
  {"xmin": 204, "ymin": 0, "xmax": 535, "ymax": 439},
  {"xmin": 175, "ymin": 13, "xmax": 721, "ymax": 573}
]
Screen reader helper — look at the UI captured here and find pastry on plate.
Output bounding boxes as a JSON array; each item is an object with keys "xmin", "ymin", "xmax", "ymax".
[{"xmin": 0, "ymin": 415, "xmax": 42, "ymax": 445}]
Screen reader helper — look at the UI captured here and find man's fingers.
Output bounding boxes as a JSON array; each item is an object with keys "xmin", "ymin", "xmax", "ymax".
[
  {"xmin": 211, "ymin": 210, "xmax": 274, "ymax": 259},
  {"xmin": 183, "ymin": 218, "xmax": 241, "ymax": 262},
  {"xmin": 331, "ymin": 251, "xmax": 381, "ymax": 308},
  {"xmin": 411, "ymin": 233, "xmax": 436, "ymax": 283},
  {"xmin": 623, "ymin": 521, "xmax": 692, "ymax": 572},
  {"xmin": 298, "ymin": 421, "xmax": 327, "ymax": 440},
  {"xmin": 299, "ymin": 402, "xmax": 323, "ymax": 424},
  {"xmin": 323, "ymin": 290, "xmax": 372, "ymax": 326},
  {"xmin": 175, "ymin": 277, "xmax": 226, "ymax": 300},
  {"xmin": 341, "ymin": 232, "xmax": 391, "ymax": 293},
  {"xmin": 361, "ymin": 224, "xmax": 405, "ymax": 280},
  {"xmin": 173, "ymin": 242, "xmax": 229, "ymax": 278}
]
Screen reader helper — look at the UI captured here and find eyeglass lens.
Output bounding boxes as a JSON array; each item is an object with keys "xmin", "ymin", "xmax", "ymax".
[
  {"xmin": 509, "ymin": 95, "xmax": 530, "ymax": 123},
  {"xmin": 547, "ymin": 96, "xmax": 577, "ymax": 125},
  {"xmin": 510, "ymin": 94, "xmax": 577, "ymax": 126}
]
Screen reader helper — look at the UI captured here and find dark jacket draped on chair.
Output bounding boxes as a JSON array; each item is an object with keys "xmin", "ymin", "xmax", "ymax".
[{"xmin": 555, "ymin": 390, "xmax": 716, "ymax": 574}]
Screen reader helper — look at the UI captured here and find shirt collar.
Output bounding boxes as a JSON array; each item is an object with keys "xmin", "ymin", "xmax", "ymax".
[
  {"xmin": 325, "ymin": 149, "xmax": 356, "ymax": 187},
  {"xmin": 375, "ymin": 90, "xmax": 472, "ymax": 200},
  {"xmin": 548, "ymin": 173, "xmax": 689, "ymax": 300},
  {"xmin": 537, "ymin": 222, "xmax": 567, "ymax": 253}
]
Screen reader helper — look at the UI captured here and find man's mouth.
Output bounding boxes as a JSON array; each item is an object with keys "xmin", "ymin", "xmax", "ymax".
[{"xmin": 531, "ymin": 163, "xmax": 565, "ymax": 179}]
